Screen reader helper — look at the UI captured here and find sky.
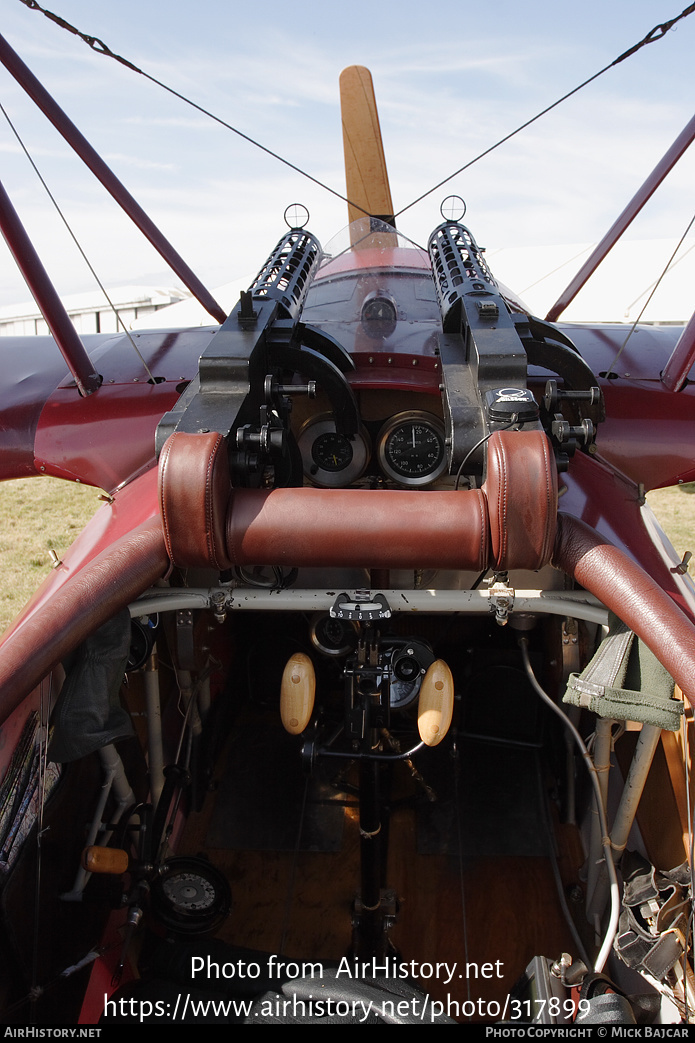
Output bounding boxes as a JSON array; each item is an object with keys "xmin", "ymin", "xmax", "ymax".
[{"xmin": 0, "ymin": 0, "xmax": 693, "ymax": 317}]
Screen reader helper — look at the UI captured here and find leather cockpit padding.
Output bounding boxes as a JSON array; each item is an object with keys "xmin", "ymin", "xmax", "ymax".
[
  {"xmin": 226, "ymin": 486, "xmax": 490, "ymax": 571},
  {"xmin": 158, "ymin": 427, "xmax": 560, "ymax": 573},
  {"xmin": 554, "ymin": 513, "xmax": 695, "ymax": 707},
  {"xmin": 159, "ymin": 431, "xmax": 231, "ymax": 570},
  {"xmin": 0, "ymin": 519, "xmax": 168, "ymax": 725},
  {"xmin": 484, "ymin": 429, "xmax": 557, "ymax": 572}
]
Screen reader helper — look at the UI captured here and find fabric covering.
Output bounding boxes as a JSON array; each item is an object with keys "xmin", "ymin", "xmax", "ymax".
[
  {"xmin": 48, "ymin": 608, "xmax": 132, "ymax": 763},
  {"xmin": 563, "ymin": 612, "xmax": 683, "ymax": 731}
]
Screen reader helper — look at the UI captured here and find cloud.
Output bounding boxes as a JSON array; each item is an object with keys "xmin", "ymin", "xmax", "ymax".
[{"xmin": 102, "ymin": 151, "xmax": 176, "ymax": 172}]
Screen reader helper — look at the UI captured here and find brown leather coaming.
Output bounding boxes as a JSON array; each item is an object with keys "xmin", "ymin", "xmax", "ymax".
[
  {"xmin": 485, "ymin": 429, "xmax": 558, "ymax": 571},
  {"xmin": 554, "ymin": 513, "xmax": 695, "ymax": 707},
  {"xmin": 226, "ymin": 486, "xmax": 490, "ymax": 570},
  {"xmin": 157, "ymin": 427, "xmax": 558, "ymax": 573},
  {"xmin": 159, "ymin": 430, "xmax": 231, "ymax": 570}
]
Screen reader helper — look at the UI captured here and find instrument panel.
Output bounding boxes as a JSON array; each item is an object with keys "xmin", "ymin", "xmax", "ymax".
[
  {"xmin": 298, "ymin": 408, "xmax": 448, "ymax": 489},
  {"xmin": 298, "ymin": 414, "xmax": 371, "ymax": 488}
]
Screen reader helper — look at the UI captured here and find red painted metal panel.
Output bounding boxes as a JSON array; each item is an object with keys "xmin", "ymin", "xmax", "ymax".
[
  {"xmin": 35, "ymin": 382, "xmax": 182, "ymax": 491},
  {"xmin": 0, "ymin": 327, "xmax": 213, "ymax": 486}
]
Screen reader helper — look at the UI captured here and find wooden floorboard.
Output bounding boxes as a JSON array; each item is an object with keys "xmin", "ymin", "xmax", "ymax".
[{"xmin": 180, "ymin": 735, "xmax": 587, "ymax": 1017}]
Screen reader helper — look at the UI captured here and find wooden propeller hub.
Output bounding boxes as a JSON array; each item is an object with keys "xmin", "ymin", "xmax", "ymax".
[
  {"xmin": 417, "ymin": 660, "xmax": 454, "ymax": 746},
  {"xmin": 280, "ymin": 652, "xmax": 316, "ymax": 734}
]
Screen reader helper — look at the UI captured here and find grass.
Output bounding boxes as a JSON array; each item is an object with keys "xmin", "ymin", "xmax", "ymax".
[
  {"xmin": 0, "ymin": 476, "xmax": 693, "ymax": 636},
  {"xmin": 0, "ymin": 477, "xmax": 103, "ymax": 634},
  {"xmin": 647, "ymin": 484, "xmax": 695, "ymax": 569}
]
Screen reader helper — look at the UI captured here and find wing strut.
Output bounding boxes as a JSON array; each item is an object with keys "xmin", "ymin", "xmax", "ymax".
[
  {"xmin": 545, "ymin": 113, "xmax": 695, "ymax": 322},
  {"xmin": 661, "ymin": 309, "xmax": 695, "ymax": 392},
  {"xmin": 0, "ymin": 177, "xmax": 101, "ymax": 396},
  {"xmin": 0, "ymin": 33, "xmax": 226, "ymax": 325}
]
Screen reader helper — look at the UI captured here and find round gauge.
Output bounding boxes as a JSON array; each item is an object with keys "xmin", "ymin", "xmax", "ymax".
[
  {"xmin": 151, "ymin": 856, "xmax": 231, "ymax": 935},
  {"xmin": 312, "ymin": 431, "xmax": 353, "ymax": 472},
  {"xmin": 377, "ymin": 411, "xmax": 447, "ymax": 487},
  {"xmin": 309, "ymin": 613, "xmax": 357, "ymax": 656},
  {"xmin": 361, "ymin": 292, "xmax": 398, "ymax": 338},
  {"xmin": 163, "ymin": 872, "xmax": 216, "ymax": 911},
  {"xmin": 298, "ymin": 414, "xmax": 370, "ymax": 488}
]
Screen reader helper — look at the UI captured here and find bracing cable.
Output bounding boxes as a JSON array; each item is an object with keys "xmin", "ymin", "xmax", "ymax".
[
  {"xmin": 394, "ymin": 4, "xmax": 695, "ymax": 219},
  {"xmin": 605, "ymin": 210, "xmax": 695, "ymax": 375},
  {"xmin": 0, "ymin": 100, "xmax": 157, "ymax": 381},
  {"xmin": 15, "ymin": 0, "xmax": 695, "ymax": 224}
]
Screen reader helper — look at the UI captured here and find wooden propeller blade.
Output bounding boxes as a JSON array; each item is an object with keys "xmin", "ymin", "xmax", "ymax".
[
  {"xmin": 418, "ymin": 660, "xmax": 454, "ymax": 746},
  {"xmin": 280, "ymin": 652, "xmax": 316, "ymax": 735},
  {"xmin": 339, "ymin": 65, "xmax": 395, "ymax": 238}
]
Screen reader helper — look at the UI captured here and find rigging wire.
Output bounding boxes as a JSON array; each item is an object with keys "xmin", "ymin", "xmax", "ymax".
[
  {"xmin": 624, "ymin": 242, "xmax": 695, "ymax": 315},
  {"xmin": 0, "ymin": 100, "xmax": 158, "ymax": 383},
  {"xmin": 604, "ymin": 210, "xmax": 695, "ymax": 375},
  {"xmin": 15, "ymin": 0, "xmax": 695, "ymax": 226},
  {"xmin": 14, "ymin": 0, "xmax": 365, "ymax": 217},
  {"xmin": 394, "ymin": 4, "xmax": 695, "ymax": 219}
]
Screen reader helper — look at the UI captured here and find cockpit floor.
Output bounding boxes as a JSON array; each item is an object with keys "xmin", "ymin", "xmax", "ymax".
[{"xmin": 178, "ymin": 711, "xmax": 587, "ymax": 1017}]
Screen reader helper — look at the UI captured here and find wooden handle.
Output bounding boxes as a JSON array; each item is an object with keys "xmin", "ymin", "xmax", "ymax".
[
  {"xmin": 280, "ymin": 653, "xmax": 316, "ymax": 734},
  {"xmin": 81, "ymin": 846, "xmax": 129, "ymax": 874},
  {"xmin": 417, "ymin": 660, "xmax": 454, "ymax": 746}
]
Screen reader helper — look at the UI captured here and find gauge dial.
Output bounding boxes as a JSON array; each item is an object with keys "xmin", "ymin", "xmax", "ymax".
[
  {"xmin": 163, "ymin": 871, "xmax": 217, "ymax": 911},
  {"xmin": 377, "ymin": 411, "xmax": 447, "ymax": 487},
  {"xmin": 361, "ymin": 292, "xmax": 398, "ymax": 338},
  {"xmin": 309, "ymin": 613, "xmax": 357, "ymax": 656},
  {"xmin": 298, "ymin": 414, "xmax": 370, "ymax": 488},
  {"xmin": 312, "ymin": 431, "xmax": 353, "ymax": 472},
  {"xmin": 151, "ymin": 856, "xmax": 231, "ymax": 935}
]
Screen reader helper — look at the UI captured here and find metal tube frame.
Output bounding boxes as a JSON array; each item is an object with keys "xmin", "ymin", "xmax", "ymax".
[{"xmin": 129, "ymin": 586, "xmax": 608, "ymax": 624}]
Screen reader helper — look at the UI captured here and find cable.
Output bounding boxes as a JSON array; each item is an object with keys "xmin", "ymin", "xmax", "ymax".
[
  {"xmin": 0, "ymin": 100, "xmax": 157, "ymax": 382},
  {"xmin": 605, "ymin": 210, "xmax": 695, "ymax": 375},
  {"xmin": 534, "ymin": 752, "xmax": 592, "ymax": 968},
  {"xmin": 394, "ymin": 5, "xmax": 695, "ymax": 219},
  {"xmin": 454, "ymin": 418, "xmax": 519, "ymax": 490},
  {"xmin": 16, "ymin": 0, "xmax": 695, "ymax": 226},
  {"xmin": 518, "ymin": 637, "xmax": 621, "ymax": 974},
  {"xmin": 15, "ymin": 0, "xmax": 366, "ymax": 218}
]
